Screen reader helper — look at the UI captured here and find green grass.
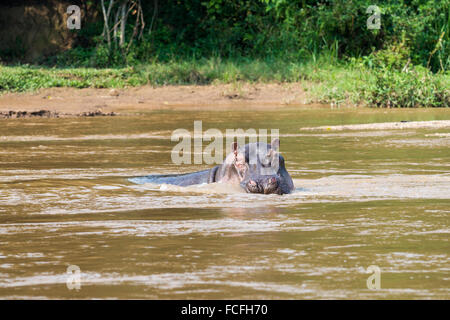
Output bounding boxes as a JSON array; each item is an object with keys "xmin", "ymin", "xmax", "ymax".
[
  {"xmin": 1, "ymin": 56, "xmax": 449, "ymax": 107},
  {"xmin": 0, "ymin": 57, "xmax": 339, "ymax": 90}
]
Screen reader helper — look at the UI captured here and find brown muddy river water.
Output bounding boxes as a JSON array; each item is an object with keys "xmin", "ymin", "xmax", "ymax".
[{"xmin": 0, "ymin": 107, "xmax": 449, "ymax": 299}]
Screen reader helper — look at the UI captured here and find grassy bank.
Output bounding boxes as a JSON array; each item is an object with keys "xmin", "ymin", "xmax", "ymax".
[{"xmin": 1, "ymin": 56, "xmax": 449, "ymax": 107}]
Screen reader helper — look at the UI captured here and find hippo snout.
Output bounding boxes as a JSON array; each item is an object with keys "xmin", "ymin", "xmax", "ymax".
[
  {"xmin": 245, "ymin": 179, "xmax": 263, "ymax": 193},
  {"xmin": 262, "ymin": 176, "xmax": 280, "ymax": 194},
  {"xmin": 244, "ymin": 176, "xmax": 281, "ymax": 195}
]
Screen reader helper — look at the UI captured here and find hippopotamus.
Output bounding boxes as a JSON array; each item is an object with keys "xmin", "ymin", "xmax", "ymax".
[{"xmin": 129, "ymin": 139, "xmax": 294, "ymax": 195}]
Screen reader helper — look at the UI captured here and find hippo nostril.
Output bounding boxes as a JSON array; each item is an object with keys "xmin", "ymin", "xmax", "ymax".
[
  {"xmin": 262, "ymin": 177, "xmax": 280, "ymax": 194},
  {"xmin": 248, "ymin": 180, "xmax": 257, "ymax": 186}
]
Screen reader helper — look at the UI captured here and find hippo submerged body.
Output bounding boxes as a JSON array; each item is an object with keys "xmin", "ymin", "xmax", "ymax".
[{"xmin": 129, "ymin": 139, "xmax": 295, "ymax": 195}]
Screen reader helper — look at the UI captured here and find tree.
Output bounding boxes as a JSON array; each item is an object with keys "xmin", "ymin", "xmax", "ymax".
[{"xmin": 100, "ymin": 0, "xmax": 145, "ymax": 57}]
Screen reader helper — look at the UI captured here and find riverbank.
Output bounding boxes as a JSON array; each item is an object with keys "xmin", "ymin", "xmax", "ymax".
[
  {"xmin": 1, "ymin": 83, "xmax": 450, "ymax": 120},
  {"xmin": 1, "ymin": 58, "xmax": 449, "ymax": 111},
  {"xmin": 0, "ymin": 83, "xmax": 315, "ymax": 116}
]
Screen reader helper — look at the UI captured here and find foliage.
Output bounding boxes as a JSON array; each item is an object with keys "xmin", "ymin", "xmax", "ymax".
[
  {"xmin": 0, "ymin": 65, "xmax": 146, "ymax": 91},
  {"xmin": 42, "ymin": 0, "xmax": 448, "ymax": 73},
  {"xmin": 362, "ymin": 65, "xmax": 449, "ymax": 108},
  {"xmin": 1, "ymin": 1, "xmax": 449, "ymax": 107}
]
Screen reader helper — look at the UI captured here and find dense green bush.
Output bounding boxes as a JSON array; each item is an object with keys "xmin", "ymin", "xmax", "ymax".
[
  {"xmin": 44, "ymin": 0, "xmax": 448, "ymax": 72},
  {"xmin": 355, "ymin": 37, "xmax": 450, "ymax": 108},
  {"xmin": 364, "ymin": 66, "xmax": 449, "ymax": 108}
]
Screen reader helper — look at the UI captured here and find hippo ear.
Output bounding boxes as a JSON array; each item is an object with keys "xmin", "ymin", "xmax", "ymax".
[
  {"xmin": 231, "ymin": 142, "xmax": 239, "ymax": 155},
  {"xmin": 271, "ymin": 138, "xmax": 280, "ymax": 151}
]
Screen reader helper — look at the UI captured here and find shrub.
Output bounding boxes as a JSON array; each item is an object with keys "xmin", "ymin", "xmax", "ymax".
[{"xmin": 364, "ymin": 66, "xmax": 449, "ymax": 108}]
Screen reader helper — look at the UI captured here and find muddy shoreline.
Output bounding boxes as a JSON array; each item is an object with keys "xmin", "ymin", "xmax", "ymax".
[
  {"xmin": 0, "ymin": 83, "xmax": 311, "ymax": 117},
  {"xmin": 1, "ymin": 84, "xmax": 449, "ymax": 124},
  {"xmin": 0, "ymin": 109, "xmax": 117, "ymax": 119}
]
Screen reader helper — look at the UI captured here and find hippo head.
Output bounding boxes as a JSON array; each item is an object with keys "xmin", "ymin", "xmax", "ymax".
[{"xmin": 219, "ymin": 139, "xmax": 294, "ymax": 195}]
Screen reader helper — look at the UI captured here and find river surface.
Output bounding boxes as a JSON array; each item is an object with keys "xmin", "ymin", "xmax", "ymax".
[{"xmin": 0, "ymin": 106, "xmax": 449, "ymax": 299}]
